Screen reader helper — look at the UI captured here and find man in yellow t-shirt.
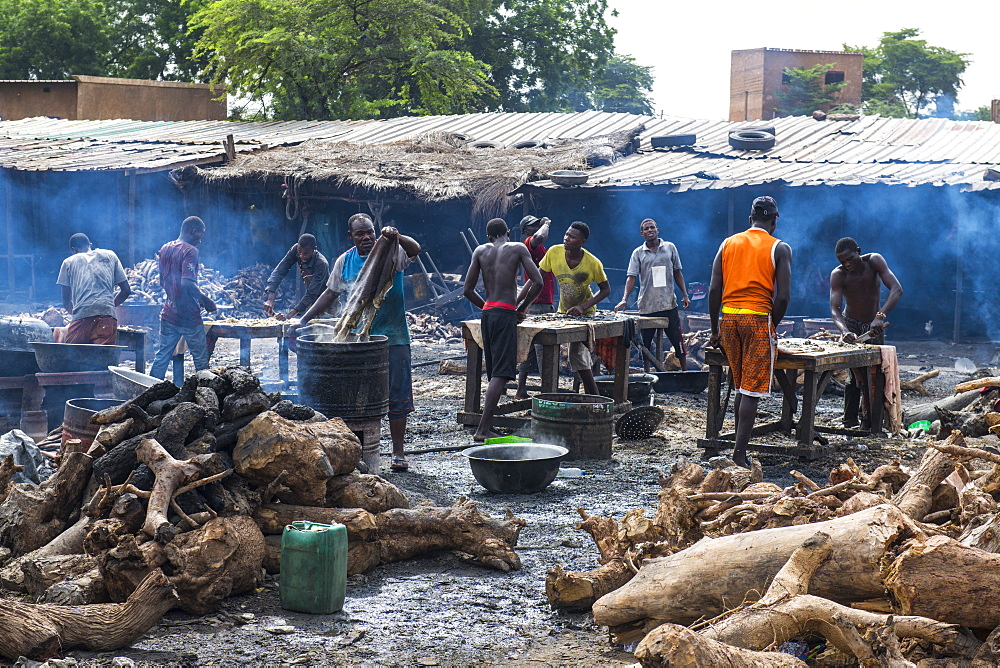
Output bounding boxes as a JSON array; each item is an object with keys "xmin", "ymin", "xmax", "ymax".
[{"xmin": 539, "ymin": 221, "xmax": 611, "ymax": 395}]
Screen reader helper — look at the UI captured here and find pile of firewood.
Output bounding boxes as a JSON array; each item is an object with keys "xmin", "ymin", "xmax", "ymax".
[
  {"xmin": 0, "ymin": 366, "xmax": 522, "ymax": 661},
  {"xmin": 547, "ymin": 431, "xmax": 1000, "ymax": 666},
  {"xmin": 406, "ymin": 312, "xmax": 462, "ymax": 343}
]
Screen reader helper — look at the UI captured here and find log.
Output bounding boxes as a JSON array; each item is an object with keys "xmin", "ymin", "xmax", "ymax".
[
  {"xmin": 545, "ymin": 509, "xmax": 632, "ymax": 611},
  {"xmin": 326, "ymin": 472, "xmax": 409, "ymax": 513},
  {"xmin": 253, "ymin": 504, "xmax": 377, "ymax": 541},
  {"xmin": 634, "ymin": 625, "xmax": 807, "ymax": 667},
  {"xmin": 955, "ymin": 377, "xmax": 1000, "ymax": 394},
  {"xmin": 591, "ymin": 504, "xmax": 918, "ymax": 628},
  {"xmin": 154, "ymin": 402, "xmax": 207, "ymax": 457},
  {"xmin": 234, "ymin": 412, "xmax": 362, "ymax": 506},
  {"xmin": 371, "ymin": 499, "xmax": 523, "ymax": 572},
  {"xmin": 41, "ymin": 566, "xmax": 107, "ymax": 605},
  {"xmin": 904, "ymin": 391, "xmax": 980, "ymax": 426},
  {"xmin": 883, "ymin": 534, "xmax": 1000, "ymax": 629},
  {"xmin": 0, "ymin": 568, "xmax": 177, "ymax": 660},
  {"xmin": 901, "ymin": 369, "xmax": 940, "ymax": 395},
  {"xmin": 134, "ymin": 438, "xmax": 217, "ymax": 542},
  {"xmin": 0, "ymin": 452, "xmax": 93, "ymax": 557},
  {"xmin": 973, "ymin": 625, "xmax": 1000, "ymax": 667},
  {"xmin": 892, "ymin": 431, "xmax": 963, "ymax": 519},
  {"xmin": 21, "ymin": 554, "xmax": 101, "ymax": 599},
  {"xmin": 91, "ymin": 381, "xmax": 178, "ymax": 425}
]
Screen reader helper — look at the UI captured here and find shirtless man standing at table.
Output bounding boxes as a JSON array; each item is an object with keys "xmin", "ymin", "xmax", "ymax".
[
  {"xmin": 829, "ymin": 237, "xmax": 903, "ymax": 427},
  {"xmin": 463, "ymin": 218, "xmax": 543, "ymax": 442}
]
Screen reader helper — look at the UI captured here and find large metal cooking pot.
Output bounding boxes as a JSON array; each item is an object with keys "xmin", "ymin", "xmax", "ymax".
[
  {"xmin": 462, "ymin": 443, "xmax": 568, "ymax": 493},
  {"xmin": 29, "ymin": 342, "xmax": 127, "ymax": 373},
  {"xmin": 593, "ymin": 373, "xmax": 656, "ymax": 403},
  {"xmin": 0, "ymin": 316, "xmax": 52, "ymax": 377},
  {"xmin": 651, "ymin": 370, "xmax": 709, "ymax": 394}
]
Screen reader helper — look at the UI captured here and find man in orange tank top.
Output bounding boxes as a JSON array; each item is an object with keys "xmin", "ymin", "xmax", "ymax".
[{"xmin": 708, "ymin": 196, "xmax": 792, "ymax": 468}]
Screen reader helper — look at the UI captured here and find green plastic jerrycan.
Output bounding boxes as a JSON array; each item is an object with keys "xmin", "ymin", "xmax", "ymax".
[{"xmin": 280, "ymin": 520, "xmax": 348, "ymax": 614}]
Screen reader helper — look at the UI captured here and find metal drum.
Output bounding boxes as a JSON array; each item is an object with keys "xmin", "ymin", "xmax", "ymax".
[
  {"xmin": 63, "ymin": 398, "xmax": 121, "ymax": 450},
  {"xmin": 297, "ymin": 334, "xmax": 389, "ymax": 420},
  {"xmin": 531, "ymin": 393, "xmax": 615, "ymax": 460}
]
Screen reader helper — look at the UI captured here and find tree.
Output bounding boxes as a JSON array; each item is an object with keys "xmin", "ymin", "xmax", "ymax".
[
  {"xmin": 774, "ymin": 64, "xmax": 845, "ymax": 117},
  {"xmin": 465, "ymin": 0, "xmax": 617, "ymax": 112},
  {"xmin": 0, "ymin": 0, "xmax": 111, "ymax": 79},
  {"xmin": 191, "ymin": 0, "xmax": 498, "ymax": 119},
  {"xmin": 591, "ymin": 54, "xmax": 654, "ymax": 115},
  {"xmin": 845, "ymin": 29, "xmax": 968, "ymax": 118},
  {"xmin": 104, "ymin": 0, "xmax": 210, "ymax": 81}
]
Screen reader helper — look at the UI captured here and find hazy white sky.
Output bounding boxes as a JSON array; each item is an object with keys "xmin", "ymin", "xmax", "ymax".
[{"xmin": 608, "ymin": 0, "xmax": 996, "ymax": 120}]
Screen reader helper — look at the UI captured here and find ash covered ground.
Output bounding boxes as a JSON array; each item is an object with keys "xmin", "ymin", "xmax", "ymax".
[{"xmin": 59, "ymin": 337, "xmax": 1000, "ymax": 667}]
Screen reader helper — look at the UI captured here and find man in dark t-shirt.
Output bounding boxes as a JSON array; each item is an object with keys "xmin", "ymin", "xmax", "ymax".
[
  {"xmin": 514, "ymin": 215, "xmax": 555, "ymax": 399},
  {"xmin": 150, "ymin": 216, "xmax": 218, "ymax": 378}
]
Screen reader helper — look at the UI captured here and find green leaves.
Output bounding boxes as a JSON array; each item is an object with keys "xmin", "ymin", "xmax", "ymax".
[
  {"xmin": 775, "ymin": 63, "xmax": 846, "ymax": 118},
  {"xmin": 846, "ymin": 28, "xmax": 968, "ymax": 118},
  {"xmin": 0, "ymin": 0, "xmax": 111, "ymax": 79}
]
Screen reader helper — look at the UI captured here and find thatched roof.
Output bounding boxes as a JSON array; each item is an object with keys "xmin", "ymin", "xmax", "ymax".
[{"xmin": 199, "ymin": 128, "xmax": 641, "ymax": 218}]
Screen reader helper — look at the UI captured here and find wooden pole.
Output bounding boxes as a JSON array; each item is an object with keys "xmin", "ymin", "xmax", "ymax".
[{"xmin": 4, "ymin": 173, "xmax": 14, "ymax": 299}]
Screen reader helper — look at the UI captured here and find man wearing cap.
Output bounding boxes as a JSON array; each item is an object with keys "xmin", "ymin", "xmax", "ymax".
[
  {"xmin": 614, "ymin": 218, "xmax": 691, "ymax": 372},
  {"xmin": 514, "ymin": 215, "xmax": 555, "ymax": 399},
  {"xmin": 829, "ymin": 236, "xmax": 903, "ymax": 427},
  {"xmin": 263, "ymin": 233, "xmax": 330, "ymax": 321},
  {"xmin": 708, "ymin": 196, "xmax": 792, "ymax": 468}
]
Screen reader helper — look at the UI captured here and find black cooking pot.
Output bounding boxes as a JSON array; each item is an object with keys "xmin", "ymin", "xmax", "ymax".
[
  {"xmin": 652, "ymin": 370, "xmax": 710, "ymax": 394},
  {"xmin": 462, "ymin": 443, "xmax": 568, "ymax": 493},
  {"xmin": 593, "ymin": 373, "xmax": 657, "ymax": 402}
]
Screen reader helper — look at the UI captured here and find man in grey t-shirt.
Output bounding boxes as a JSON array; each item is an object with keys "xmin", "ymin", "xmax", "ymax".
[
  {"xmin": 56, "ymin": 233, "xmax": 130, "ymax": 344},
  {"xmin": 614, "ymin": 218, "xmax": 690, "ymax": 371}
]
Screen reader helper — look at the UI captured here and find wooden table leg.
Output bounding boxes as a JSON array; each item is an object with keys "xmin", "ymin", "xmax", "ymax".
[
  {"xmin": 464, "ymin": 340, "xmax": 483, "ymax": 414},
  {"xmin": 706, "ymin": 363, "xmax": 723, "ymax": 438},
  {"xmin": 871, "ymin": 367, "xmax": 886, "ymax": 434},
  {"xmin": 540, "ymin": 344, "xmax": 559, "ymax": 394},
  {"xmin": 613, "ymin": 335, "xmax": 629, "ymax": 403},
  {"xmin": 278, "ymin": 336, "xmax": 289, "ymax": 384},
  {"xmin": 239, "ymin": 338, "xmax": 251, "ymax": 367},
  {"xmin": 797, "ymin": 370, "xmax": 817, "ymax": 446}
]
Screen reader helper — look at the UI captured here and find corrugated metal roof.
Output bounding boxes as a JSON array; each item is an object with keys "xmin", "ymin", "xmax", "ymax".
[
  {"xmin": 520, "ymin": 115, "xmax": 1000, "ymax": 192},
  {"xmin": 0, "ymin": 112, "xmax": 645, "ymax": 172},
  {"xmin": 0, "ymin": 116, "xmax": 375, "ymax": 172},
  {"xmin": 329, "ymin": 110, "xmax": 648, "ymax": 145}
]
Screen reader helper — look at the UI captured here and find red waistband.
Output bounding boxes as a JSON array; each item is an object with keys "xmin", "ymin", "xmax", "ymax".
[{"xmin": 483, "ymin": 301, "xmax": 516, "ymax": 311}]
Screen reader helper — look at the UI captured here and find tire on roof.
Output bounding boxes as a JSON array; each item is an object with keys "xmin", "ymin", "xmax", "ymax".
[
  {"xmin": 739, "ymin": 124, "xmax": 775, "ymax": 136},
  {"xmin": 468, "ymin": 140, "xmax": 506, "ymax": 149},
  {"xmin": 728, "ymin": 131, "xmax": 776, "ymax": 150},
  {"xmin": 650, "ymin": 134, "xmax": 697, "ymax": 148},
  {"xmin": 511, "ymin": 140, "xmax": 547, "ymax": 149}
]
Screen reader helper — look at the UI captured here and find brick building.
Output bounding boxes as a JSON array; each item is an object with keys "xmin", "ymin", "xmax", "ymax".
[
  {"xmin": 0, "ymin": 75, "xmax": 226, "ymax": 122},
  {"xmin": 730, "ymin": 48, "xmax": 863, "ymax": 121}
]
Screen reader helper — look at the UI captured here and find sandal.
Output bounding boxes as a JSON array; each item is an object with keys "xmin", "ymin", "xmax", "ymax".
[{"xmin": 390, "ymin": 456, "xmax": 409, "ymax": 472}]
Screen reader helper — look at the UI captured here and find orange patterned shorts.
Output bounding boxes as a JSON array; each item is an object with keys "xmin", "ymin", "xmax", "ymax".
[{"xmin": 720, "ymin": 313, "xmax": 774, "ymax": 397}]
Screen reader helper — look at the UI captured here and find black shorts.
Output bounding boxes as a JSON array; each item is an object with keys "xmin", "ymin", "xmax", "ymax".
[
  {"xmin": 482, "ymin": 308, "xmax": 518, "ymax": 380},
  {"xmin": 641, "ymin": 308, "xmax": 685, "ymax": 353}
]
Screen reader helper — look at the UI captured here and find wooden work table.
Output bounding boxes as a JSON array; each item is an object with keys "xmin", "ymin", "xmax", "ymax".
[
  {"xmin": 699, "ymin": 344, "xmax": 885, "ymax": 460},
  {"xmin": 458, "ymin": 315, "xmax": 669, "ymax": 429}
]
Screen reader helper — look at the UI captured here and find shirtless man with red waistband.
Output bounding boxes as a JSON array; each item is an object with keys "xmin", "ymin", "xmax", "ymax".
[
  {"xmin": 708, "ymin": 196, "xmax": 793, "ymax": 468},
  {"xmin": 463, "ymin": 218, "xmax": 544, "ymax": 442}
]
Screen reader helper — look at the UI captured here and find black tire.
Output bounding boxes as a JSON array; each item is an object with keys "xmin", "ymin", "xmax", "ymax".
[
  {"xmin": 511, "ymin": 140, "xmax": 546, "ymax": 149},
  {"xmin": 728, "ymin": 131, "xmax": 776, "ymax": 150},
  {"xmin": 650, "ymin": 134, "xmax": 696, "ymax": 148},
  {"xmin": 739, "ymin": 124, "xmax": 775, "ymax": 136},
  {"xmin": 468, "ymin": 140, "xmax": 506, "ymax": 149}
]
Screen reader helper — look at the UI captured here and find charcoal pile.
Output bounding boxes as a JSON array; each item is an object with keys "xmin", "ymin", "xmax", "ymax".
[
  {"xmin": 547, "ymin": 431, "xmax": 1000, "ymax": 666},
  {"xmin": 0, "ymin": 366, "xmax": 522, "ymax": 661},
  {"xmin": 407, "ymin": 312, "xmax": 462, "ymax": 343},
  {"xmin": 221, "ymin": 263, "xmax": 290, "ymax": 317}
]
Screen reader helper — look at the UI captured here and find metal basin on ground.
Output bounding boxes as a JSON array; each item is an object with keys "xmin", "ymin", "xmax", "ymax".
[
  {"xmin": 593, "ymin": 373, "xmax": 656, "ymax": 403},
  {"xmin": 29, "ymin": 342, "xmax": 127, "ymax": 373},
  {"xmin": 652, "ymin": 370, "xmax": 710, "ymax": 394},
  {"xmin": 462, "ymin": 444, "xmax": 568, "ymax": 493},
  {"xmin": 108, "ymin": 366, "xmax": 159, "ymax": 400}
]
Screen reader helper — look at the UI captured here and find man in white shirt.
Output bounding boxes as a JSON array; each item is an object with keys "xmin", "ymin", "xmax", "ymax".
[
  {"xmin": 614, "ymin": 218, "xmax": 690, "ymax": 371},
  {"xmin": 56, "ymin": 233, "xmax": 130, "ymax": 344}
]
